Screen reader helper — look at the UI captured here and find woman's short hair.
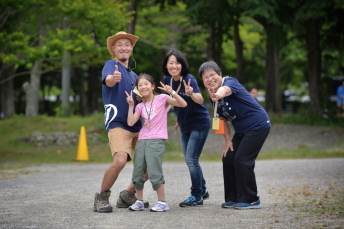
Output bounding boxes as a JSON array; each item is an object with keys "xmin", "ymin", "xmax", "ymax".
[
  {"xmin": 162, "ymin": 49, "xmax": 189, "ymax": 77},
  {"xmin": 198, "ymin": 61, "xmax": 222, "ymax": 80}
]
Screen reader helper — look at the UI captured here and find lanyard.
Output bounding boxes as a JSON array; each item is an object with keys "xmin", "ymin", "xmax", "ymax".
[
  {"xmin": 170, "ymin": 76, "xmax": 183, "ymax": 94},
  {"xmin": 143, "ymin": 96, "xmax": 155, "ymax": 128},
  {"xmin": 213, "ymin": 76, "xmax": 228, "ymax": 118}
]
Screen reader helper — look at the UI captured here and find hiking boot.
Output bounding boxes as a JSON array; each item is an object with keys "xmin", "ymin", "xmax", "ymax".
[
  {"xmin": 150, "ymin": 201, "xmax": 170, "ymax": 212},
  {"xmin": 179, "ymin": 196, "xmax": 203, "ymax": 207},
  {"xmin": 93, "ymin": 191, "xmax": 112, "ymax": 213},
  {"xmin": 202, "ymin": 190, "xmax": 210, "ymax": 200},
  {"xmin": 128, "ymin": 200, "xmax": 145, "ymax": 211},
  {"xmin": 116, "ymin": 190, "xmax": 149, "ymax": 208},
  {"xmin": 234, "ymin": 199, "xmax": 261, "ymax": 210},
  {"xmin": 221, "ymin": 201, "xmax": 238, "ymax": 208}
]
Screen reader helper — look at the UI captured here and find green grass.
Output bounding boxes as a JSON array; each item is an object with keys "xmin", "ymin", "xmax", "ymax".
[
  {"xmin": 282, "ymin": 185, "xmax": 344, "ymax": 226},
  {"xmin": 269, "ymin": 112, "xmax": 344, "ymax": 127},
  {"xmin": 0, "ymin": 113, "xmax": 107, "ymax": 163},
  {"xmin": 0, "ymin": 113, "xmax": 343, "ymax": 173},
  {"xmin": 257, "ymin": 147, "xmax": 344, "ymax": 160}
]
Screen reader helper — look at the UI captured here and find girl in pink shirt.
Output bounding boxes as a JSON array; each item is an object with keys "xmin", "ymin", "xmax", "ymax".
[{"xmin": 125, "ymin": 73, "xmax": 186, "ymax": 212}]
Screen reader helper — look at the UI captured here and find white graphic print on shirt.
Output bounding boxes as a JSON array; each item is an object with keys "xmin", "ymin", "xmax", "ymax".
[
  {"xmin": 218, "ymin": 99, "xmax": 236, "ymax": 122},
  {"xmin": 104, "ymin": 104, "xmax": 118, "ymax": 129}
]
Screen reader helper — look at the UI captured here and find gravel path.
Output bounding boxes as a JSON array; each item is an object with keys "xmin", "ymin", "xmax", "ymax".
[{"xmin": 1, "ymin": 159, "xmax": 343, "ymax": 229}]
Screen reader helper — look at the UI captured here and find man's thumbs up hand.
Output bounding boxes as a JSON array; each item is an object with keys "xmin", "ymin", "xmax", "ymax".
[{"xmin": 112, "ymin": 65, "xmax": 122, "ymax": 83}]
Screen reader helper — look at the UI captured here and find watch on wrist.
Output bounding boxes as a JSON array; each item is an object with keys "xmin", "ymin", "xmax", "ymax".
[{"xmin": 171, "ymin": 91, "xmax": 176, "ymax": 96}]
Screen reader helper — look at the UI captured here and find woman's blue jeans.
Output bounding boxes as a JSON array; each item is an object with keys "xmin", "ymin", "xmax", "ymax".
[{"xmin": 181, "ymin": 128, "xmax": 209, "ymax": 199}]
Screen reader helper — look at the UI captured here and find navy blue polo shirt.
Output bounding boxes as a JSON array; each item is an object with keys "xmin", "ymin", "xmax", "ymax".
[
  {"xmin": 164, "ymin": 74, "xmax": 210, "ymax": 133},
  {"xmin": 213, "ymin": 77, "xmax": 270, "ymax": 134},
  {"xmin": 102, "ymin": 60, "xmax": 142, "ymax": 132}
]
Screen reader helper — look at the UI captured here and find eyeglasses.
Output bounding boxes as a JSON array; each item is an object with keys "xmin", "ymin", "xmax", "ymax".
[{"xmin": 203, "ymin": 73, "xmax": 216, "ymax": 81}]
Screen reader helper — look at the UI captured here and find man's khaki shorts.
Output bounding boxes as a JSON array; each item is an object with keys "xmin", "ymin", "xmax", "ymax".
[{"xmin": 108, "ymin": 127, "xmax": 139, "ymax": 162}]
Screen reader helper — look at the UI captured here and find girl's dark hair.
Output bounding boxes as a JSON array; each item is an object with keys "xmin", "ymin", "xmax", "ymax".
[
  {"xmin": 198, "ymin": 61, "xmax": 222, "ymax": 80},
  {"xmin": 136, "ymin": 73, "xmax": 155, "ymax": 87},
  {"xmin": 162, "ymin": 49, "xmax": 189, "ymax": 77}
]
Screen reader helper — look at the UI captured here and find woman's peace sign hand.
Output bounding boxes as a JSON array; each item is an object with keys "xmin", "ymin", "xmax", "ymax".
[
  {"xmin": 208, "ymin": 88, "xmax": 220, "ymax": 102},
  {"xmin": 125, "ymin": 90, "xmax": 134, "ymax": 106},
  {"xmin": 183, "ymin": 79, "xmax": 194, "ymax": 96}
]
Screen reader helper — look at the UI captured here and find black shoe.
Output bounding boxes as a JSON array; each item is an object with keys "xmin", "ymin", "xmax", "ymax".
[
  {"xmin": 221, "ymin": 201, "xmax": 237, "ymax": 208},
  {"xmin": 179, "ymin": 196, "xmax": 203, "ymax": 207},
  {"xmin": 202, "ymin": 191, "xmax": 210, "ymax": 200}
]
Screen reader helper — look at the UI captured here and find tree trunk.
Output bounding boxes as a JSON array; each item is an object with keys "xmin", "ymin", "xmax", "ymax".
[
  {"xmin": 61, "ymin": 50, "xmax": 72, "ymax": 116},
  {"xmin": 87, "ymin": 66, "xmax": 100, "ymax": 114},
  {"xmin": 305, "ymin": 18, "xmax": 323, "ymax": 115},
  {"xmin": 233, "ymin": 15, "xmax": 245, "ymax": 83},
  {"xmin": 0, "ymin": 63, "xmax": 16, "ymax": 118},
  {"xmin": 24, "ymin": 60, "xmax": 42, "ymax": 117},
  {"xmin": 206, "ymin": 24, "xmax": 215, "ymax": 61},
  {"xmin": 126, "ymin": 0, "xmax": 138, "ymax": 34},
  {"xmin": 215, "ymin": 18, "xmax": 224, "ymax": 68},
  {"xmin": 24, "ymin": 20, "xmax": 44, "ymax": 118},
  {"xmin": 74, "ymin": 67, "xmax": 88, "ymax": 117},
  {"xmin": 264, "ymin": 23, "xmax": 283, "ymax": 114},
  {"xmin": 206, "ymin": 23, "xmax": 223, "ymax": 69}
]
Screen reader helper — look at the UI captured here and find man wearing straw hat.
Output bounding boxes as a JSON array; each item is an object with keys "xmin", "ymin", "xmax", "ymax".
[{"xmin": 94, "ymin": 31, "xmax": 148, "ymax": 213}]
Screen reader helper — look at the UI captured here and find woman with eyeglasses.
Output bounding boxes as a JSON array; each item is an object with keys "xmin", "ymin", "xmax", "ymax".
[{"xmin": 198, "ymin": 60, "xmax": 270, "ymax": 210}]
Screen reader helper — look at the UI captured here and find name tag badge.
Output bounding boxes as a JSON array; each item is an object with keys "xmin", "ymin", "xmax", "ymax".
[
  {"xmin": 215, "ymin": 120, "xmax": 225, "ymax": 135},
  {"xmin": 212, "ymin": 117, "xmax": 220, "ymax": 130},
  {"xmin": 133, "ymin": 87, "xmax": 142, "ymax": 97}
]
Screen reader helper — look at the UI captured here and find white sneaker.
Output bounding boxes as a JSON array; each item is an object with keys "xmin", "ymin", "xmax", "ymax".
[
  {"xmin": 150, "ymin": 201, "xmax": 170, "ymax": 212},
  {"xmin": 128, "ymin": 200, "xmax": 145, "ymax": 211}
]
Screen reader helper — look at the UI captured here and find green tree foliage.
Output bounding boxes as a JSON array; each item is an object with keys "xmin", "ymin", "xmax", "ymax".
[
  {"xmin": 39, "ymin": 0, "xmax": 130, "ymax": 67},
  {"xmin": 134, "ymin": 1, "xmax": 208, "ymax": 83},
  {"xmin": 222, "ymin": 16, "xmax": 266, "ymax": 87},
  {"xmin": 157, "ymin": 0, "xmax": 233, "ymax": 66},
  {"xmin": 1, "ymin": 0, "xmax": 343, "ymax": 118},
  {"xmin": 242, "ymin": 0, "xmax": 298, "ymax": 114},
  {"xmin": 293, "ymin": 0, "xmax": 344, "ymax": 115},
  {"xmin": 0, "ymin": 0, "xmax": 129, "ymax": 117}
]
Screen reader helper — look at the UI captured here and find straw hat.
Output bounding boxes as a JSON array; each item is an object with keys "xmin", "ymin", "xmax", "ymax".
[{"xmin": 106, "ymin": 31, "xmax": 139, "ymax": 57}]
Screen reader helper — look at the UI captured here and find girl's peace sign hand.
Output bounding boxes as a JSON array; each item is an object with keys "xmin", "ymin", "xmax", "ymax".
[
  {"xmin": 208, "ymin": 88, "xmax": 220, "ymax": 102},
  {"xmin": 158, "ymin": 81, "xmax": 173, "ymax": 94},
  {"xmin": 125, "ymin": 90, "xmax": 134, "ymax": 106},
  {"xmin": 183, "ymin": 79, "xmax": 194, "ymax": 96}
]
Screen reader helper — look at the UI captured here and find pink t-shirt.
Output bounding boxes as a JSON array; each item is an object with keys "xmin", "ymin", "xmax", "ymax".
[{"xmin": 135, "ymin": 94, "xmax": 169, "ymax": 140}]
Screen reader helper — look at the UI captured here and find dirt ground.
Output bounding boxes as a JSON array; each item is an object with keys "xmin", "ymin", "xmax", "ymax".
[
  {"xmin": 0, "ymin": 124, "xmax": 343, "ymax": 228},
  {"xmin": 1, "ymin": 159, "xmax": 343, "ymax": 229}
]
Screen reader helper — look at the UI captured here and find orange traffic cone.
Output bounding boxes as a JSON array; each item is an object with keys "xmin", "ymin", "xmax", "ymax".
[{"xmin": 75, "ymin": 126, "xmax": 89, "ymax": 161}]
